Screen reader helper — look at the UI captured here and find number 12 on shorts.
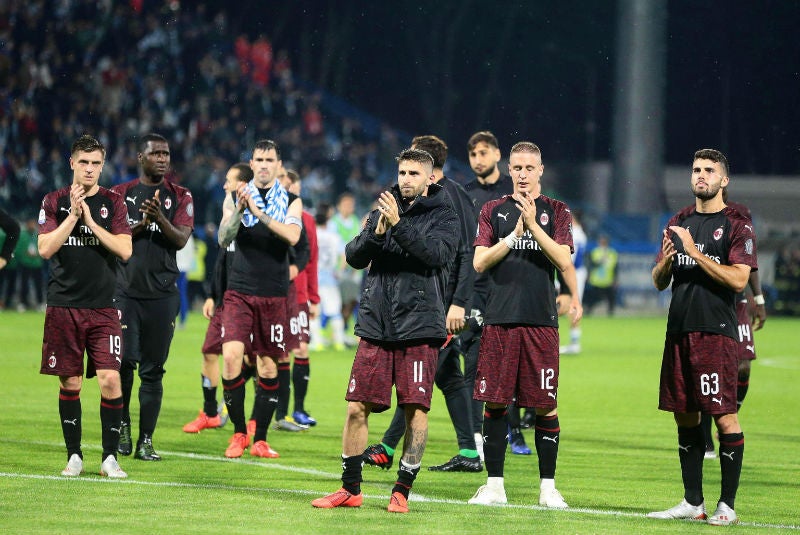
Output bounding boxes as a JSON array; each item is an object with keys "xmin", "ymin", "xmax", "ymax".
[{"xmin": 541, "ymin": 368, "xmax": 555, "ymax": 390}]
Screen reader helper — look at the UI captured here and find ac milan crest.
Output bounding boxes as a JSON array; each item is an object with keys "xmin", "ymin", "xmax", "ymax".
[
  {"xmin": 163, "ymin": 197, "xmax": 172, "ymax": 210},
  {"xmin": 713, "ymin": 227, "xmax": 723, "ymax": 240},
  {"xmin": 100, "ymin": 206, "xmax": 109, "ymax": 219},
  {"xmin": 540, "ymin": 212, "xmax": 549, "ymax": 226},
  {"xmin": 349, "ymin": 377, "xmax": 356, "ymax": 393},
  {"xmin": 479, "ymin": 378, "xmax": 487, "ymax": 394},
  {"xmin": 48, "ymin": 354, "xmax": 57, "ymax": 368}
]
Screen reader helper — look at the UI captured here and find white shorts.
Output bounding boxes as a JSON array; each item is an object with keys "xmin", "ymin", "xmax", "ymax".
[{"xmin": 319, "ymin": 284, "xmax": 343, "ymax": 318}]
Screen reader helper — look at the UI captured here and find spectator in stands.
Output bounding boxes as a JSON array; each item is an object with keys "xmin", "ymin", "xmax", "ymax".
[
  {"xmin": 0, "ymin": 208, "xmax": 20, "ymax": 273},
  {"xmin": 0, "ymin": 2, "xmax": 410, "ymax": 236},
  {"xmin": 15, "ymin": 218, "xmax": 45, "ymax": 311}
]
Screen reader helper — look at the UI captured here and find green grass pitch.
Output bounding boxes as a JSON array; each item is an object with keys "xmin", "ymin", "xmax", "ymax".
[{"xmin": 1, "ymin": 311, "xmax": 798, "ymax": 534}]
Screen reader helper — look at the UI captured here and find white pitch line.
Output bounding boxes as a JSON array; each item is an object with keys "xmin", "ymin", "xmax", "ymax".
[
  {"xmin": 757, "ymin": 357, "xmax": 800, "ymax": 370},
  {"xmin": 1, "ymin": 471, "xmax": 798, "ymax": 530},
  {"xmin": 3, "ymin": 440, "xmax": 799, "ymax": 531}
]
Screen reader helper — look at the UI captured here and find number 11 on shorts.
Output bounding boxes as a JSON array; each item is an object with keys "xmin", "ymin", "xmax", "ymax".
[{"xmin": 413, "ymin": 360, "xmax": 424, "ymax": 383}]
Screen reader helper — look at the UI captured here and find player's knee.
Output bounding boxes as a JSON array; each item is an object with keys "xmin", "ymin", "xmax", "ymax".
[
  {"xmin": 346, "ymin": 401, "xmax": 368, "ymax": 421},
  {"xmin": 138, "ymin": 366, "xmax": 165, "ymax": 384},
  {"xmin": 737, "ymin": 359, "xmax": 751, "ymax": 377}
]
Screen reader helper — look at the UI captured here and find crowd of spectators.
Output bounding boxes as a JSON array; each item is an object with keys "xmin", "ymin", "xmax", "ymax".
[
  {"xmin": 3, "ymin": 1, "xmax": 799, "ymax": 315},
  {"xmin": 0, "ymin": 0, "xmax": 403, "ymax": 226}
]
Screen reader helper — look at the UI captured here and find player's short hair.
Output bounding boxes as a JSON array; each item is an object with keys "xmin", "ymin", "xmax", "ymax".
[
  {"xmin": 253, "ymin": 139, "xmax": 281, "ymax": 159},
  {"xmin": 411, "ymin": 135, "xmax": 447, "ymax": 169},
  {"xmin": 71, "ymin": 134, "xmax": 106, "ymax": 158},
  {"xmin": 137, "ymin": 133, "xmax": 168, "ymax": 153},
  {"xmin": 396, "ymin": 148, "xmax": 434, "ymax": 170},
  {"xmin": 694, "ymin": 148, "xmax": 729, "ymax": 176},
  {"xmin": 315, "ymin": 202, "xmax": 332, "ymax": 226},
  {"xmin": 509, "ymin": 141, "xmax": 542, "ymax": 158},
  {"xmin": 286, "ymin": 169, "xmax": 300, "ymax": 184},
  {"xmin": 231, "ymin": 162, "xmax": 253, "ymax": 182},
  {"xmin": 467, "ymin": 131, "xmax": 499, "ymax": 152}
]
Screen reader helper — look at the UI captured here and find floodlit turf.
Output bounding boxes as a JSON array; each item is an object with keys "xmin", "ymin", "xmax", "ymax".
[{"xmin": 1, "ymin": 311, "xmax": 798, "ymax": 534}]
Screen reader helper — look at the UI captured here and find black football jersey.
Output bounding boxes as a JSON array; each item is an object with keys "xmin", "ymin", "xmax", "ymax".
[
  {"xmin": 474, "ymin": 194, "xmax": 573, "ymax": 326},
  {"xmin": 227, "ymin": 190, "xmax": 300, "ymax": 297},
  {"xmin": 655, "ymin": 205, "xmax": 758, "ymax": 338},
  {"xmin": 111, "ymin": 178, "xmax": 194, "ymax": 298},
  {"xmin": 39, "ymin": 186, "xmax": 130, "ymax": 308}
]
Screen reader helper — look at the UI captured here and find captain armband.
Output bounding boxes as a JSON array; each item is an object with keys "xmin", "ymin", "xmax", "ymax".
[{"xmin": 285, "ymin": 215, "xmax": 303, "ymax": 228}]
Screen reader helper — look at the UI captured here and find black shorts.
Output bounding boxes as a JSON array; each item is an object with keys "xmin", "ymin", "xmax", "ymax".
[{"xmin": 116, "ymin": 293, "xmax": 179, "ymax": 372}]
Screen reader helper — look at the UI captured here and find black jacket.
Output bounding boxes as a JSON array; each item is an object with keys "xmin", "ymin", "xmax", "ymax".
[
  {"xmin": 439, "ymin": 176, "xmax": 478, "ymax": 310},
  {"xmin": 346, "ymin": 182, "xmax": 459, "ymax": 344}
]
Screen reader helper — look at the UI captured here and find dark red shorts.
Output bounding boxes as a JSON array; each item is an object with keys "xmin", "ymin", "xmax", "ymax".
[
  {"xmin": 41, "ymin": 306, "xmax": 122, "ymax": 378},
  {"xmin": 659, "ymin": 332, "xmax": 738, "ymax": 415},
  {"xmin": 345, "ymin": 339, "xmax": 439, "ymax": 412},
  {"xmin": 202, "ymin": 304, "xmax": 224, "ymax": 355},
  {"xmin": 474, "ymin": 325, "xmax": 560, "ymax": 409},
  {"xmin": 203, "ymin": 304, "xmax": 254, "ymax": 356},
  {"xmin": 221, "ymin": 290, "xmax": 287, "ymax": 358},
  {"xmin": 285, "ymin": 283, "xmax": 303, "ymax": 351},
  {"xmin": 735, "ymin": 298, "xmax": 757, "ymax": 361}
]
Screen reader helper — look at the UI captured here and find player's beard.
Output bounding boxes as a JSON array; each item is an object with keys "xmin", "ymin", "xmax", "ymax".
[
  {"xmin": 692, "ymin": 182, "xmax": 721, "ymax": 201},
  {"xmin": 400, "ymin": 185, "xmax": 425, "ymax": 207},
  {"xmin": 475, "ymin": 165, "xmax": 496, "ymax": 179}
]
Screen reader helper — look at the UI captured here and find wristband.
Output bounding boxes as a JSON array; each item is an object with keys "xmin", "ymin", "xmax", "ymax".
[
  {"xmin": 503, "ymin": 233, "xmax": 519, "ymax": 249},
  {"xmin": 262, "ymin": 214, "xmax": 272, "ymax": 226},
  {"xmin": 754, "ymin": 294, "xmax": 765, "ymax": 305}
]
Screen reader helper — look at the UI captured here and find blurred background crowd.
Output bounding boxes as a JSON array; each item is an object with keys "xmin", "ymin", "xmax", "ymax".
[{"xmin": 1, "ymin": 0, "xmax": 799, "ymax": 315}]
